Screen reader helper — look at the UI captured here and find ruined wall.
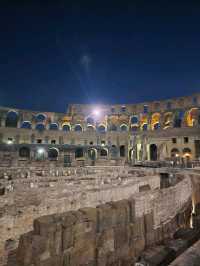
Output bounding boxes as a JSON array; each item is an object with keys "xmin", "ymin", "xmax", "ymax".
[
  {"xmin": 0, "ymin": 167, "xmax": 160, "ymax": 266},
  {"xmin": 16, "ymin": 178, "xmax": 192, "ymax": 266}
]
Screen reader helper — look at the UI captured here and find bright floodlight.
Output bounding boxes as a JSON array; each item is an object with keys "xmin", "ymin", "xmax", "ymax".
[
  {"xmin": 93, "ymin": 109, "xmax": 100, "ymax": 116},
  {"xmin": 38, "ymin": 148, "xmax": 45, "ymax": 154},
  {"xmin": 7, "ymin": 140, "xmax": 13, "ymax": 145}
]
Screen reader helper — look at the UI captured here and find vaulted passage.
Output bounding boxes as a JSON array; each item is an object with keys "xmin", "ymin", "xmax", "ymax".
[{"xmin": 150, "ymin": 144, "xmax": 157, "ymax": 161}]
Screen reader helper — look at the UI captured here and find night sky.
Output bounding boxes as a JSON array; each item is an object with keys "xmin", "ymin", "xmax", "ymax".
[{"xmin": 1, "ymin": 1, "xmax": 200, "ymax": 113}]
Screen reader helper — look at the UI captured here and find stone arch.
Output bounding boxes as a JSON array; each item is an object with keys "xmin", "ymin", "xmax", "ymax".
[
  {"xmin": 171, "ymin": 148, "xmax": 180, "ymax": 158},
  {"xmin": 35, "ymin": 123, "xmax": 45, "ymax": 131},
  {"xmin": 74, "ymin": 124, "xmax": 83, "ymax": 132},
  {"xmin": 36, "ymin": 113, "xmax": 46, "ymax": 123},
  {"xmin": 130, "ymin": 115, "xmax": 138, "ymax": 124},
  {"xmin": 150, "ymin": 144, "xmax": 157, "ymax": 161},
  {"xmin": 151, "ymin": 113, "xmax": 160, "ymax": 130},
  {"xmin": 48, "ymin": 147, "xmax": 59, "ymax": 160},
  {"xmin": 174, "ymin": 110, "xmax": 184, "ymax": 128},
  {"xmin": 186, "ymin": 108, "xmax": 199, "ymax": 127},
  {"xmin": 5, "ymin": 110, "xmax": 18, "ymax": 127},
  {"xmin": 120, "ymin": 124, "xmax": 128, "ymax": 132},
  {"xmin": 142, "ymin": 123, "xmax": 148, "ymax": 131},
  {"xmin": 120, "ymin": 145, "xmax": 126, "ymax": 157},
  {"xmin": 182, "ymin": 147, "xmax": 192, "ymax": 157},
  {"xmin": 98, "ymin": 124, "xmax": 106, "ymax": 133},
  {"xmin": 75, "ymin": 148, "xmax": 84, "ymax": 159},
  {"xmin": 19, "ymin": 146, "xmax": 30, "ymax": 158},
  {"xmin": 163, "ymin": 112, "xmax": 173, "ymax": 129},
  {"xmin": 87, "ymin": 125, "xmax": 95, "ymax": 131},
  {"xmin": 62, "ymin": 123, "xmax": 71, "ymax": 132},
  {"xmin": 21, "ymin": 121, "xmax": 32, "ymax": 129},
  {"xmin": 88, "ymin": 148, "xmax": 97, "ymax": 160},
  {"xmin": 100, "ymin": 148, "xmax": 108, "ymax": 157},
  {"xmin": 49, "ymin": 123, "xmax": 59, "ymax": 130}
]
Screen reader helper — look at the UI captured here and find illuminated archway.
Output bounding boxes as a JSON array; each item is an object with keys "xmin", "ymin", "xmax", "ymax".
[
  {"xmin": 171, "ymin": 148, "xmax": 180, "ymax": 158},
  {"xmin": 163, "ymin": 112, "xmax": 173, "ymax": 128},
  {"xmin": 151, "ymin": 113, "xmax": 160, "ymax": 130},
  {"xmin": 88, "ymin": 148, "xmax": 97, "ymax": 160},
  {"xmin": 183, "ymin": 148, "xmax": 191, "ymax": 158},
  {"xmin": 87, "ymin": 125, "xmax": 95, "ymax": 131},
  {"xmin": 36, "ymin": 113, "xmax": 46, "ymax": 123},
  {"xmin": 174, "ymin": 110, "xmax": 184, "ymax": 128},
  {"xmin": 74, "ymin": 124, "xmax": 83, "ymax": 132},
  {"xmin": 5, "ymin": 110, "xmax": 18, "ymax": 128},
  {"xmin": 21, "ymin": 121, "xmax": 32, "ymax": 129},
  {"xmin": 48, "ymin": 148, "xmax": 59, "ymax": 160},
  {"xmin": 186, "ymin": 108, "xmax": 199, "ymax": 127},
  {"xmin": 35, "ymin": 123, "xmax": 45, "ymax": 131},
  {"xmin": 49, "ymin": 123, "xmax": 59, "ymax": 130},
  {"xmin": 130, "ymin": 115, "xmax": 138, "ymax": 124},
  {"xmin": 120, "ymin": 124, "xmax": 128, "ymax": 132},
  {"xmin": 62, "ymin": 123, "xmax": 71, "ymax": 132},
  {"xmin": 142, "ymin": 123, "xmax": 148, "ymax": 131},
  {"xmin": 98, "ymin": 124, "xmax": 106, "ymax": 133}
]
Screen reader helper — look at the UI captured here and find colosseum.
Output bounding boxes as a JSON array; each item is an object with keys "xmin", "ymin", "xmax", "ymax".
[{"xmin": 0, "ymin": 93, "xmax": 200, "ymax": 266}]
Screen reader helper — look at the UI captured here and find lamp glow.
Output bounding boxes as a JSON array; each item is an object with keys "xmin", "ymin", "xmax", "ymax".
[
  {"xmin": 38, "ymin": 148, "xmax": 45, "ymax": 155},
  {"xmin": 93, "ymin": 109, "xmax": 100, "ymax": 117},
  {"xmin": 7, "ymin": 140, "xmax": 13, "ymax": 145}
]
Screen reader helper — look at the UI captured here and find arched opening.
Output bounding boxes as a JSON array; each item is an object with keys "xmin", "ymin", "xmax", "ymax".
[
  {"xmin": 75, "ymin": 148, "xmax": 84, "ymax": 159},
  {"xmin": 142, "ymin": 123, "xmax": 148, "ymax": 131},
  {"xmin": 86, "ymin": 117, "xmax": 94, "ymax": 124},
  {"xmin": 150, "ymin": 144, "xmax": 157, "ymax": 161},
  {"xmin": 19, "ymin": 147, "xmax": 30, "ymax": 158},
  {"xmin": 100, "ymin": 148, "xmax": 108, "ymax": 157},
  {"xmin": 21, "ymin": 121, "xmax": 32, "ymax": 129},
  {"xmin": 120, "ymin": 145, "xmax": 125, "ymax": 157},
  {"xmin": 87, "ymin": 125, "xmax": 95, "ymax": 131},
  {"xmin": 183, "ymin": 148, "xmax": 191, "ymax": 158},
  {"xmin": 49, "ymin": 123, "xmax": 59, "ymax": 130},
  {"xmin": 35, "ymin": 123, "xmax": 45, "ymax": 132},
  {"xmin": 74, "ymin": 124, "xmax": 83, "ymax": 132},
  {"xmin": 62, "ymin": 124, "xmax": 71, "ymax": 132},
  {"xmin": 174, "ymin": 110, "xmax": 184, "ymax": 128},
  {"xmin": 151, "ymin": 113, "xmax": 160, "ymax": 130},
  {"xmin": 164, "ymin": 112, "xmax": 173, "ymax": 128},
  {"xmin": 98, "ymin": 125, "xmax": 106, "ymax": 133},
  {"xmin": 186, "ymin": 108, "xmax": 199, "ymax": 127},
  {"xmin": 131, "ymin": 116, "xmax": 138, "ymax": 124},
  {"xmin": 120, "ymin": 124, "xmax": 128, "ymax": 132},
  {"xmin": 48, "ymin": 148, "xmax": 59, "ymax": 160},
  {"xmin": 36, "ymin": 113, "xmax": 46, "ymax": 123},
  {"xmin": 111, "ymin": 145, "xmax": 118, "ymax": 158},
  {"xmin": 5, "ymin": 111, "xmax": 18, "ymax": 128},
  {"xmin": 88, "ymin": 148, "xmax": 97, "ymax": 160},
  {"xmin": 171, "ymin": 148, "xmax": 180, "ymax": 158}
]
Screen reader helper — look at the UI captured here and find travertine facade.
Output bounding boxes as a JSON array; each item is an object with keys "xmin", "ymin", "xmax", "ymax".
[{"xmin": 0, "ymin": 93, "xmax": 199, "ymax": 167}]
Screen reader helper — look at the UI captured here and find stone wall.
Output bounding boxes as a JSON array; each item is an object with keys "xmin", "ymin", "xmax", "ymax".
[
  {"xmin": 0, "ymin": 167, "xmax": 160, "ymax": 266},
  {"xmin": 16, "ymin": 185, "xmax": 192, "ymax": 266}
]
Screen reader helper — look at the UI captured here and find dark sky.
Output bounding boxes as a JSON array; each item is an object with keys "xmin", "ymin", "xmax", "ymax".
[{"xmin": 0, "ymin": 1, "xmax": 200, "ymax": 112}]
